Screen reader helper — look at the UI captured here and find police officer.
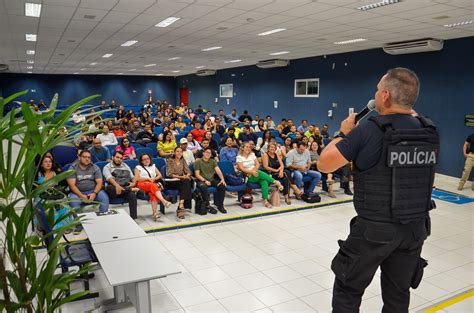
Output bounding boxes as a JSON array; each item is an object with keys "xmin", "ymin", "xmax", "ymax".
[{"xmin": 318, "ymin": 67, "xmax": 439, "ymax": 313}]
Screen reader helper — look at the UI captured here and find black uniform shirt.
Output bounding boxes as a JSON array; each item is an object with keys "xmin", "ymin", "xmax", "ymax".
[{"xmin": 336, "ymin": 114, "xmax": 423, "ymax": 171}]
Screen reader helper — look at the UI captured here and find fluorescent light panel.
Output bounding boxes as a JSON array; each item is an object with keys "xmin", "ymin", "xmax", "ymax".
[
  {"xmin": 168, "ymin": 57, "xmax": 180, "ymax": 60},
  {"xmin": 102, "ymin": 53, "xmax": 113, "ymax": 58},
  {"xmin": 121, "ymin": 40, "xmax": 138, "ymax": 47},
  {"xmin": 27, "ymin": 66, "xmax": 33, "ymax": 69},
  {"xmin": 155, "ymin": 17, "xmax": 180, "ymax": 28},
  {"xmin": 27, "ymin": 60, "xmax": 34, "ymax": 64},
  {"xmin": 172, "ymin": 70, "xmax": 180, "ymax": 73},
  {"xmin": 90, "ymin": 62, "xmax": 97, "ymax": 65},
  {"xmin": 257, "ymin": 28, "xmax": 286, "ymax": 36},
  {"xmin": 27, "ymin": 71, "xmax": 32, "ymax": 73},
  {"xmin": 25, "ymin": 3, "xmax": 41, "ymax": 17},
  {"xmin": 224, "ymin": 59, "xmax": 242, "ymax": 63},
  {"xmin": 444, "ymin": 20, "xmax": 473, "ymax": 27},
  {"xmin": 195, "ymin": 66, "xmax": 205, "ymax": 69},
  {"xmin": 270, "ymin": 51, "xmax": 289, "ymax": 55},
  {"xmin": 202, "ymin": 46, "xmax": 222, "ymax": 51},
  {"xmin": 357, "ymin": 0, "xmax": 399, "ymax": 11},
  {"xmin": 25, "ymin": 34, "xmax": 37, "ymax": 41},
  {"xmin": 144, "ymin": 64, "xmax": 156, "ymax": 67},
  {"xmin": 334, "ymin": 38, "xmax": 367, "ymax": 44},
  {"xmin": 129, "ymin": 69, "xmax": 136, "ymax": 71},
  {"xmin": 26, "ymin": 50, "xmax": 35, "ymax": 55},
  {"xmin": 155, "ymin": 74, "xmax": 164, "ymax": 76}
]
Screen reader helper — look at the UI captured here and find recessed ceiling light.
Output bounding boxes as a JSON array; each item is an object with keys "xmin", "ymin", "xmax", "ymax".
[
  {"xmin": 121, "ymin": 40, "xmax": 138, "ymax": 47},
  {"xmin": 129, "ymin": 69, "xmax": 136, "ymax": 71},
  {"xmin": 117, "ymin": 73, "xmax": 123, "ymax": 75},
  {"xmin": 25, "ymin": 3, "xmax": 41, "ymax": 17},
  {"xmin": 202, "ymin": 46, "xmax": 222, "ymax": 51},
  {"xmin": 27, "ymin": 71, "xmax": 32, "ymax": 74},
  {"xmin": 269, "ymin": 51, "xmax": 290, "ymax": 56},
  {"xmin": 155, "ymin": 17, "xmax": 181, "ymax": 28},
  {"xmin": 172, "ymin": 70, "xmax": 180, "ymax": 73},
  {"xmin": 27, "ymin": 66, "xmax": 33, "ymax": 69},
  {"xmin": 444, "ymin": 20, "xmax": 473, "ymax": 28},
  {"xmin": 257, "ymin": 28, "xmax": 286, "ymax": 36},
  {"xmin": 155, "ymin": 73, "xmax": 164, "ymax": 76},
  {"xmin": 90, "ymin": 62, "xmax": 97, "ymax": 65},
  {"xmin": 224, "ymin": 59, "xmax": 242, "ymax": 63},
  {"xmin": 25, "ymin": 34, "xmax": 37, "ymax": 42},
  {"xmin": 195, "ymin": 66, "xmax": 205, "ymax": 69},
  {"xmin": 334, "ymin": 38, "xmax": 367, "ymax": 45},
  {"xmin": 80, "ymin": 68, "xmax": 86, "ymax": 71},
  {"xmin": 144, "ymin": 64, "xmax": 156, "ymax": 67},
  {"xmin": 26, "ymin": 50, "xmax": 35, "ymax": 55},
  {"xmin": 73, "ymin": 72, "xmax": 79, "ymax": 74},
  {"xmin": 102, "ymin": 53, "xmax": 113, "ymax": 58},
  {"xmin": 168, "ymin": 57, "xmax": 181, "ymax": 61},
  {"xmin": 357, "ymin": 0, "xmax": 399, "ymax": 11},
  {"xmin": 27, "ymin": 60, "xmax": 34, "ymax": 64}
]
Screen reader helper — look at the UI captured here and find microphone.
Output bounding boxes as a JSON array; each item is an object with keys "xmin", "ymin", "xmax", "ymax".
[{"xmin": 355, "ymin": 99, "xmax": 376, "ymax": 123}]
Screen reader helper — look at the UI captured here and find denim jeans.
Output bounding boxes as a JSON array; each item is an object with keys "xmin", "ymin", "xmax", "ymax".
[
  {"xmin": 292, "ymin": 170, "xmax": 321, "ymax": 195},
  {"xmin": 69, "ymin": 190, "xmax": 109, "ymax": 213}
]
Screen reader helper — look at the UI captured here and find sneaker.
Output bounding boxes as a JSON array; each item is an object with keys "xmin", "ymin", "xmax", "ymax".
[
  {"xmin": 207, "ymin": 206, "xmax": 218, "ymax": 214},
  {"xmin": 344, "ymin": 189, "xmax": 353, "ymax": 196},
  {"xmin": 217, "ymin": 206, "xmax": 227, "ymax": 214},
  {"xmin": 73, "ymin": 224, "xmax": 83, "ymax": 235}
]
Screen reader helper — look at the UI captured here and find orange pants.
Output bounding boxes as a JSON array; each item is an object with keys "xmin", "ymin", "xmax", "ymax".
[{"xmin": 137, "ymin": 181, "xmax": 161, "ymax": 203}]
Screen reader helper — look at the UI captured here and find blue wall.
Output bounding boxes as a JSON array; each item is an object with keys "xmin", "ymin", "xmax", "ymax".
[
  {"xmin": 0, "ymin": 73, "xmax": 176, "ymax": 108},
  {"xmin": 177, "ymin": 37, "xmax": 474, "ymax": 177}
]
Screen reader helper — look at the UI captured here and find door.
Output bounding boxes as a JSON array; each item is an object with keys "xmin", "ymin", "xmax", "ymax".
[{"xmin": 179, "ymin": 87, "xmax": 189, "ymax": 106}]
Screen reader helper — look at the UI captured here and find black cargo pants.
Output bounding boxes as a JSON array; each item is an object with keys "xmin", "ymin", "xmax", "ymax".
[{"xmin": 331, "ymin": 216, "xmax": 429, "ymax": 313}]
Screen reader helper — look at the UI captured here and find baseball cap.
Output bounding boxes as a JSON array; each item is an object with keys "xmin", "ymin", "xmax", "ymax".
[{"xmin": 179, "ymin": 138, "xmax": 188, "ymax": 144}]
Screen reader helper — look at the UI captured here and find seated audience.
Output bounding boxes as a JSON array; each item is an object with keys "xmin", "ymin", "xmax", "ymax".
[
  {"xmin": 158, "ymin": 130, "xmax": 177, "ymax": 158},
  {"xmin": 281, "ymin": 119, "xmax": 294, "ymax": 138},
  {"xmin": 258, "ymin": 130, "xmax": 272, "ymax": 154},
  {"xmin": 286, "ymin": 125, "xmax": 299, "ymax": 141},
  {"xmin": 204, "ymin": 131, "xmax": 219, "ymax": 151},
  {"xmin": 166, "ymin": 147, "xmax": 193, "ymax": 220},
  {"xmin": 67, "ymin": 150, "xmax": 109, "ymax": 218},
  {"xmin": 134, "ymin": 153, "xmax": 171, "ymax": 221},
  {"xmin": 252, "ymin": 114, "xmax": 260, "ymax": 126},
  {"xmin": 276, "ymin": 119, "xmax": 287, "ymax": 134},
  {"xmin": 321, "ymin": 124, "xmax": 330, "ymax": 139},
  {"xmin": 196, "ymin": 138, "xmax": 218, "ymax": 161},
  {"xmin": 254, "ymin": 119, "xmax": 266, "ymax": 132},
  {"xmin": 191, "ymin": 121, "xmax": 206, "ymax": 142},
  {"xmin": 282, "ymin": 137, "xmax": 295, "ymax": 156},
  {"xmin": 175, "ymin": 116, "xmax": 186, "ymax": 131},
  {"xmin": 238, "ymin": 110, "xmax": 252, "ymax": 122},
  {"xmin": 135, "ymin": 123, "xmax": 158, "ymax": 146},
  {"xmin": 305, "ymin": 125, "xmax": 316, "ymax": 138},
  {"xmin": 169, "ymin": 122, "xmax": 179, "ymax": 136},
  {"xmin": 115, "ymin": 105, "xmax": 126, "ymax": 121},
  {"xmin": 297, "ymin": 119, "xmax": 310, "ymax": 133},
  {"xmin": 112, "ymin": 124, "xmax": 127, "ymax": 138},
  {"xmin": 266, "ymin": 115, "xmax": 276, "ymax": 129},
  {"xmin": 185, "ymin": 132, "xmax": 201, "ymax": 155},
  {"xmin": 179, "ymin": 138, "xmax": 195, "ymax": 165},
  {"xmin": 221, "ymin": 127, "xmax": 239, "ymax": 147},
  {"xmin": 103, "ymin": 151, "xmax": 139, "ymax": 219},
  {"xmin": 236, "ymin": 142, "xmax": 283, "ymax": 208},
  {"xmin": 72, "ymin": 109, "xmax": 86, "ymax": 125},
  {"xmin": 239, "ymin": 125, "xmax": 258, "ymax": 146},
  {"xmin": 219, "ymin": 137, "xmax": 239, "ymax": 164},
  {"xmin": 262, "ymin": 142, "xmax": 302, "ymax": 204},
  {"xmin": 309, "ymin": 141, "xmax": 335, "ymax": 198},
  {"xmin": 115, "ymin": 138, "xmax": 136, "ymax": 160},
  {"xmin": 194, "ymin": 148, "xmax": 227, "ymax": 214},
  {"xmin": 89, "ymin": 138, "xmax": 111, "ymax": 163},
  {"xmin": 96, "ymin": 125, "xmax": 118, "ymax": 146},
  {"xmin": 226, "ymin": 109, "xmax": 239, "ymax": 123},
  {"xmin": 286, "ymin": 142, "xmax": 321, "ymax": 196},
  {"xmin": 213, "ymin": 117, "xmax": 226, "ymax": 138}
]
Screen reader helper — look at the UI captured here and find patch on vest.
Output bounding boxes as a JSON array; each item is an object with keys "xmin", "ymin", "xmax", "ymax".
[{"xmin": 387, "ymin": 145, "xmax": 437, "ymax": 167}]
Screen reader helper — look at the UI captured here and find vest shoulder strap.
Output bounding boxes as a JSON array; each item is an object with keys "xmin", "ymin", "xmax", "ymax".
[
  {"xmin": 416, "ymin": 116, "xmax": 437, "ymax": 130},
  {"xmin": 368, "ymin": 115, "xmax": 394, "ymax": 132}
]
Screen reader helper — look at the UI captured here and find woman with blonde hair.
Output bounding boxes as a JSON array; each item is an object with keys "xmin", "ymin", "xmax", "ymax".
[{"xmin": 236, "ymin": 142, "xmax": 283, "ymax": 208}]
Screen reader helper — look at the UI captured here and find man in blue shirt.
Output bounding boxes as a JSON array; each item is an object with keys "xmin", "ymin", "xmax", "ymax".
[
  {"xmin": 225, "ymin": 109, "xmax": 239, "ymax": 124},
  {"xmin": 89, "ymin": 138, "xmax": 111, "ymax": 163}
]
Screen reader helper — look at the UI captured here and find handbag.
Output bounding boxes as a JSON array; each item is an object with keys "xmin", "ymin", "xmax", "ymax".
[
  {"xmin": 269, "ymin": 187, "xmax": 281, "ymax": 207},
  {"xmin": 193, "ymin": 192, "xmax": 207, "ymax": 215}
]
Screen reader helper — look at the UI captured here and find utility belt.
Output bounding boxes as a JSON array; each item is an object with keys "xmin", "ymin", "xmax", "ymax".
[{"xmin": 353, "ymin": 214, "xmax": 431, "ymax": 238}]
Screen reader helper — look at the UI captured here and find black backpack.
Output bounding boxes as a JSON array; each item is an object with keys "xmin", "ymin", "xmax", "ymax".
[
  {"xmin": 193, "ymin": 192, "xmax": 207, "ymax": 215},
  {"xmin": 301, "ymin": 193, "xmax": 321, "ymax": 203}
]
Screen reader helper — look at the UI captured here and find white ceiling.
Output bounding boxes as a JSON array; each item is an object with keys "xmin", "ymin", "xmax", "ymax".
[{"xmin": 0, "ymin": 0, "xmax": 472, "ymax": 76}]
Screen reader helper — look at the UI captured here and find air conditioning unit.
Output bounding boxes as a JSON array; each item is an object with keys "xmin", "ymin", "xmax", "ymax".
[
  {"xmin": 383, "ymin": 38, "xmax": 443, "ymax": 55},
  {"xmin": 256, "ymin": 59, "xmax": 289, "ymax": 69},
  {"xmin": 196, "ymin": 69, "xmax": 216, "ymax": 76}
]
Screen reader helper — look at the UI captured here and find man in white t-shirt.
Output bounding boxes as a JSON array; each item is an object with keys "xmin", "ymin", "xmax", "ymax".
[{"xmin": 96, "ymin": 125, "xmax": 118, "ymax": 146}]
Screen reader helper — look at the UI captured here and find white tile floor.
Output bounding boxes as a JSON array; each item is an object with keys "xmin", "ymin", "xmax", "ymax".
[{"xmin": 55, "ymin": 174, "xmax": 472, "ymax": 312}]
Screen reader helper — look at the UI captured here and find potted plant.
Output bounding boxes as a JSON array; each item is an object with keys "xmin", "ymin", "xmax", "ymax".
[{"xmin": 0, "ymin": 90, "xmax": 101, "ymax": 312}]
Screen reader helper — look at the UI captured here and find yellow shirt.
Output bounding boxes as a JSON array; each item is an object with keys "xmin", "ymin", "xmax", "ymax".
[
  {"xmin": 157, "ymin": 140, "xmax": 177, "ymax": 154},
  {"xmin": 226, "ymin": 127, "xmax": 241, "ymax": 138}
]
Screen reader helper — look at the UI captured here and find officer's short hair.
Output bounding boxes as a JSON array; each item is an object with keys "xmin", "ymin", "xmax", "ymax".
[{"xmin": 384, "ymin": 67, "xmax": 420, "ymax": 108}]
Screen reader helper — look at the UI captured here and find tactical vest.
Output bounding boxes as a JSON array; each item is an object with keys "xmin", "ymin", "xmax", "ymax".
[{"xmin": 353, "ymin": 115, "xmax": 439, "ymax": 223}]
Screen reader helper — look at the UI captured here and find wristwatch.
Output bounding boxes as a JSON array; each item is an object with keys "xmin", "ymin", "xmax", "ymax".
[{"xmin": 335, "ymin": 131, "xmax": 346, "ymax": 139}]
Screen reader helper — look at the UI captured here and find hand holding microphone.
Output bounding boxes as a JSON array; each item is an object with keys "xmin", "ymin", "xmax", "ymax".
[{"xmin": 339, "ymin": 99, "xmax": 376, "ymax": 137}]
